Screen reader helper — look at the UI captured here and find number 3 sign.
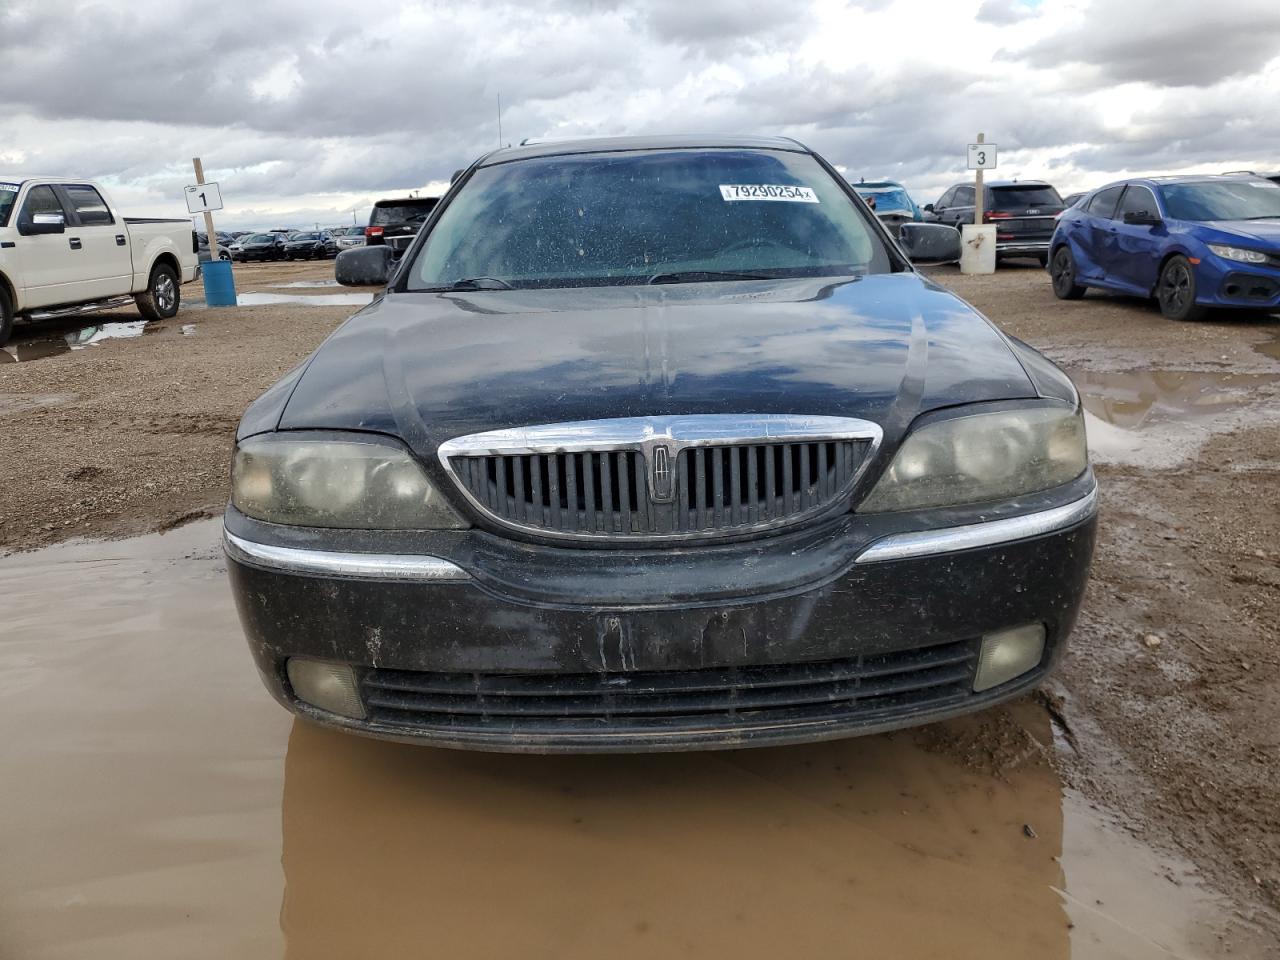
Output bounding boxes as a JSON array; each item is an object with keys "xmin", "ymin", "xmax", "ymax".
[
  {"xmin": 185, "ymin": 181, "xmax": 224, "ymax": 214},
  {"xmin": 967, "ymin": 144, "xmax": 997, "ymax": 170}
]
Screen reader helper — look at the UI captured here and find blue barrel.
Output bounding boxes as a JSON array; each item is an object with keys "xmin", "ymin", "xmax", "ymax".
[{"xmin": 201, "ymin": 259, "xmax": 238, "ymax": 307}]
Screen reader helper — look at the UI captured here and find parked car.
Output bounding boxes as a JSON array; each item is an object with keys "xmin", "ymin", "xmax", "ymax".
[
  {"xmin": 365, "ymin": 196, "xmax": 439, "ymax": 253},
  {"xmin": 851, "ymin": 179, "xmax": 922, "ymax": 237},
  {"xmin": 1062, "ymin": 192, "xmax": 1086, "ymax": 208},
  {"xmin": 1049, "ymin": 175, "xmax": 1280, "ymax": 321},
  {"xmin": 225, "ymin": 134, "xmax": 1097, "ymax": 753},
  {"xmin": 196, "ymin": 231, "xmax": 234, "ymax": 262},
  {"xmin": 1224, "ymin": 170, "xmax": 1280, "ymax": 186},
  {"xmin": 235, "ymin": 232, "xmax": 288, "ymax": 262},
  {"xmin": 334, "ymin": 226, "xmax": 366, "ymax": 251},
  {"xmin": 282, "ymin": 231, "xmax": 338, "ymax": 260},
  {"xmin": 926, "ymin": 180, "xmax": 1066, "ymax": 263},
  {"xmin": 0, "ymin": 176, "xmax": 198, "ymax": 346}
]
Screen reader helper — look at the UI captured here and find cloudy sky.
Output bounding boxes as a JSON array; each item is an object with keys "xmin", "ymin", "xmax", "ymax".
[{"xmin": 3, "ymin": 0, "xmax": 1279, "ymax": 230}]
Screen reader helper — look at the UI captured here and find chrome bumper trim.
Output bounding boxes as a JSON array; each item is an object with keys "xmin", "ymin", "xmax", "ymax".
[
  {"xmin": 223, "ymin": 530, "xmax": 471, "ymax": 581},
  {"xmin": 855, "ymin": 487, "xmax": 1098, "ymax": 564}
]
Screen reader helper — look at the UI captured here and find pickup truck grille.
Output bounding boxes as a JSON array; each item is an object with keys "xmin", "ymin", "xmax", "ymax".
[
  {"xmin": 360, "ymin": 639, "xmax": 978, "ymax": 735},
  {"xmin": 438, "ymin": 415, "xmax": 881, "ymax": 542}
]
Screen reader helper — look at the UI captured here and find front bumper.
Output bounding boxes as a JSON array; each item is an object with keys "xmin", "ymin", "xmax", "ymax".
[{"xmin": 226, "ymin": 480, "xmax": 1098, "ymax": 752}]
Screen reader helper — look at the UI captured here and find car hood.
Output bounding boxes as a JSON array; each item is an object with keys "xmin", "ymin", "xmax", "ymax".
[
  {"xmin": 263, "ymin": 274, "xmax": 1039, "ymax": 456},
  {"xmin": 1201, "ymin": 219, "xmax": 1280, "ymax": 246}
]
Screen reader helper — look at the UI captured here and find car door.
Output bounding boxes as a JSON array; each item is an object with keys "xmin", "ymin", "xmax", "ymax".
[
  {"xmin": 951, "ymin": 185, "xmax": 975, "ymax": 229},
  {"xmin": 13, "ymin": 184, "xmax": 81, "ymax": 309},
  {"xmin": 1105, "ymin": 184, "xmax": 1164, "ymax": 294},
  {"xmin": 56, "ymin": 184, "xmax": 134, "ymax": 299},
  {"xmin": 1068, "ymin": 185, "xmax": 1124, "ymax": 281}
]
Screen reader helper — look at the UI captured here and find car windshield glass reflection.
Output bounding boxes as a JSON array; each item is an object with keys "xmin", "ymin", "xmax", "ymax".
[
  {"xmin": 408, "ymin": 149, "xmax": 889, "ymax": 291},
  {"xmin": 1159, "ymin": 181, "xmax": 1280, "ymax": 220}
]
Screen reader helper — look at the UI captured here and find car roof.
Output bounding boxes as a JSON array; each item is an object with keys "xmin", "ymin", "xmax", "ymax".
[
  {"xmin": 374, "ymin": 196, "xmax": 439, "ymax": 205},
  {"xmin": 477, "ymin": 134, "xmax": 809, "ymax": 167},
  {"xmin": 943, "ymin": 179, "xmax": 1052, "ymax": 189},
  {"xmin": 854, "ymin": 180, "xmax": 906, "ymax": 189}
]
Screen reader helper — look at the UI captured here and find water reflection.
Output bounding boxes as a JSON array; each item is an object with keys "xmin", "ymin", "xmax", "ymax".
[
  {"xmin": 280, "ymin": 706, "xmax": 1071, "ymax": 959},
  {"xmin": 1074, "ymin": 368, "xmax": 1279, "ymax": 430}
]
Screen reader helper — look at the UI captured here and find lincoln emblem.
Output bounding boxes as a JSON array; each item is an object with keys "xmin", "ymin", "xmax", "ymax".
[{"xmin": 650, "ymin": 444, "xmax": 674, "ymax": 502}]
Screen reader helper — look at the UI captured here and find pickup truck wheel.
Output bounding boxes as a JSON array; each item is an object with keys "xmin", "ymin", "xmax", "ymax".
[
  {"xmin": 0, "ymin": 286, "xmax": 13, "ymax": 348},
  {"xmin": 135, "ymin": 263, "xmax": 180, "ymax": 321}
]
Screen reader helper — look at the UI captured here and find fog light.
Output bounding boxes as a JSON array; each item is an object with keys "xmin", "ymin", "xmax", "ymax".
[
  {"xmin": 974, "ymin": 624, "xmax": 1046, "ymax": 692},
  {"xmin": 286, "ymin": 658, "xmax": 366, "ymax": 719}
]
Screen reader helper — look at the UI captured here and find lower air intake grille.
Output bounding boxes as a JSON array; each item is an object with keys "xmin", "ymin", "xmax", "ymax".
[{"xmin": 360, "ymin": 639, "xmax": 978, "ymax": 736}]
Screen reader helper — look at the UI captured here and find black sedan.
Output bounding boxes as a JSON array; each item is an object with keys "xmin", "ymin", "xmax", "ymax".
[
  {"xmin": 282, "ymin": 231, "xmax": 338, "ymax": 260},
  {"xmin": 234, "ymin": 233, "xmax": 287, "ymax": 262},
  {"xmin": 225, "ymin": 134, "xmax": 1097, "ymax": 753}
]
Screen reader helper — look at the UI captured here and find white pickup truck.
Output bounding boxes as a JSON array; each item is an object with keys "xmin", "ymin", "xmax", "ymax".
[{"xmin": 0, "ymin": 176, "xmax": 199, "ymax": 346}]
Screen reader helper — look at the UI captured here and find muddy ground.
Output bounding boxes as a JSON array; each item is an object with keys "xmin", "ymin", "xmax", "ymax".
[{"xmin": 2, "ymin": 259, "xmax": 1279, "ymax": 956}]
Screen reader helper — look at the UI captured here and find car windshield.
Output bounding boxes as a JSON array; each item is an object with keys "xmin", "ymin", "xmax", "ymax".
[
  {"xmin": 292, "ymin": 233, "xmax": 319, "ymax": 241},
  {"xmin": 247, "ymin": 234, "xmax": 273, "ymax": 242},
  {"xmin": 408, "ymin": 148, "xmax": 889, "ymax": 290},
  {"xmin": 0, "ymin": 182, "xmax": 18, "ymax": 227},
  {"xmin": 990, "ymin": 186, "xmax": 1063, "ymax": 210},
  {"xmin": 372, "ymin": 202, "xmax": 437, "ymax": 225},
  {"xmin": 857, "ymin": 187, "xmax": 913, "ymax": 212},
  {"xmin": 1159, "ymin": 180, "xmax": 1280, "ymax": 220}
]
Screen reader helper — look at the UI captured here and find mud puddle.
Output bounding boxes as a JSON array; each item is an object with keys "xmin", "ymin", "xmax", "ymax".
[
  {"xmin": 0, "ymin": 522, "xmax": 1269, "ymax": 959},
  {"xmin": 1072, "ymin": 368, "xmax": 1280, "ymax": 468},
  {"xmin": 1, "ymin": 319, "xmax": 149, "ymax": 364}
]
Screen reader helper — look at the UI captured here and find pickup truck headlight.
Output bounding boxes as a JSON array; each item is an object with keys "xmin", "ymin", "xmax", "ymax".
[
  {"xmin": 1207, "ymin": 244, "xmax": 1268, "ymax": 264},
  {"xmin": 859, "ymin": 406, "xmax": 1087, "ymax": 512},
  {"xmin": 232, "ymin": 436, "xmax": 469, "ymax": 529}
]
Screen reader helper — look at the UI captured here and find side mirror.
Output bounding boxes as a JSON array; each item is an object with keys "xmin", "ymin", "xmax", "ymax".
[
  {"xmin": 20, "ymin": 212, "xmax": 66, "ymax": 236},
  {"xmin": 899, "ymin": 222, "xmax": 962, "ymax": 264},
  {"xmin": 336, "ymin": 245, "xmax": 395, "ymax": 286},
  {"xmin": 1123, "ymin": 211, "xmax": 1162, "ymax": 227},
  {"xmin": 923, "ymin": 203, "xmax": 935, "ymax": 213}
]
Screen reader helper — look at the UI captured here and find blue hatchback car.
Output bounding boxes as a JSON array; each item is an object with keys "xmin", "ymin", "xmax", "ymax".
[{"xmin": 1049, "ymin": 175, "xmax": 1280, "ymax": 320}]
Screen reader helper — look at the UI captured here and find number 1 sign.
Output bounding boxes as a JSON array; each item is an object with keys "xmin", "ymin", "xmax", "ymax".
[{"xmin": 185, "ymin": 181, "xmax": 224, "ymax": 214}]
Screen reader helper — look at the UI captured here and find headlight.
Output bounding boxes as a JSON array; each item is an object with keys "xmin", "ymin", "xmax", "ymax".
[
  {"xmin": 232, "ymin": 436, "xmax": 469, "ymax": 529},
  {"xmin": 1207, "ymin": 244, "xmax": 1268, "ymax": 264},
  {"xmin": 859, "ymin": 406, "xmax": 1087, "ymax": 512}
]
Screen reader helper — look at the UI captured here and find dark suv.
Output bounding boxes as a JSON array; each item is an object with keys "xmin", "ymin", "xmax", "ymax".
[
  {"xmin": 365, "ymin": 197, "xmax": 440, "ymax": 254},
  {"xmin": 926, "ymin": 181, "xmax": 1066, "ymax": 263}
]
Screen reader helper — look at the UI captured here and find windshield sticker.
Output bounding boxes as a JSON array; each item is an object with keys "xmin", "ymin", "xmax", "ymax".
[
  {"xmin": 0, "ymin": 183, "xmax": 18, "ymax": 192},
  {"xmin": 719, "ymin": 184, "xmax": 819, "ymax": 203}
]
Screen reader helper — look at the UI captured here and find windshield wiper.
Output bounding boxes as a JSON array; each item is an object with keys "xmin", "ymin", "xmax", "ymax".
[
  {"xmin": 646, "ymin": 270, "xmax": 773, "ymax": 285},
  {"xmin": 424, "ymin": 277, "xmax": 513, "ymax": 291}
]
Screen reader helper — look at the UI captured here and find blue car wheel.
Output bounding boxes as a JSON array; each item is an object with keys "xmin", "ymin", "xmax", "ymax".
[
  {"xmin": 1157, "ymin": 255, "xmax": 1208, "ymax": 322},
  {"xmin": 1051, "ymin": 246, "xmax": 1086, "ymax": 300}
]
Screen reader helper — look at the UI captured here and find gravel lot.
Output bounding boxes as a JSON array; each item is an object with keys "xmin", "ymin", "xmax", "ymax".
[{"xmin": 3, "ymin": 258, "xmax": 1279, "ymax": 950}]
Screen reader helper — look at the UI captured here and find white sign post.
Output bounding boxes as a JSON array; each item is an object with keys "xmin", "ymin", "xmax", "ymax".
[
  {"xmin": 187, "ymin": 159, "xmax": 224, "ymax": 261},
  {"xmin": 184, "ymin": 180, "xmax": 223, "ymax": 215},
  {"xmin": 960, "ymin": 133, "xmax": 998, "ymax": 275}
]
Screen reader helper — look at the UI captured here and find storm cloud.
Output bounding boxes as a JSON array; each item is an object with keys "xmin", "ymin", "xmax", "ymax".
[{"xmin": 2, "ymin": 0, "xmax": 1277, "ymax": 228}]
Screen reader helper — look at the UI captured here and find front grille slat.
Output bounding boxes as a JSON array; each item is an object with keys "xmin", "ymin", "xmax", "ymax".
[
  {"xmin": 451, "ymin": 437, "xmax": 869, "ymax": 542},
  {"xmin": 362, "ymin": 639, "xmax": 978, "ymax": 730}
]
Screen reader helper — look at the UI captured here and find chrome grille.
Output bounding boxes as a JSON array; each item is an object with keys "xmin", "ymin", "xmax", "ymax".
[{"xmin": 438, "ymin": 414, "xmax": 881, "ymax": 542}]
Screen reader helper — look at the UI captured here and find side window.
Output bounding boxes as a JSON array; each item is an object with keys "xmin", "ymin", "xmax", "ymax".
[
  {"xmin": 1116, "ymin": 185, "xmax": 1158, "ymax": 220},
  {"xmin": 955, "ymin": 186, "xmax": 974, "ymax": 206},
  {"xmin": 936, "ymin": 188, "xmax": 954, "ymax": 209},
  {"xmin": 63, "ymin": 184, "xmax": 114, "ymax": 226},
  {"xmin": 1087, "ymin": 186, "xmax": 1124, "ymax": 219},
  {"xmin": 20, "ymin": 185, "xmax": 67, "ymax": 223}
]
